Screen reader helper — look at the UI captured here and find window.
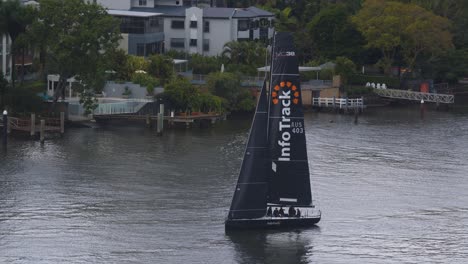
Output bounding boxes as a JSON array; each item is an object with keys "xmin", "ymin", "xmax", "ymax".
[
  {"xmin": 139, "ymin": 0, "xmax": 147, "ymax": 6},
  {"xmin": 238, "ymin": 20, "xmax": 249, "ymax": 31},
  {"xmin": 190, "ymin": 21, "xmax": 197, "ymax": 28},
  {"xmin": 190, "ymin": 39, "xmax": 197, "ymax": 47},
  {"xmin": 170, "ymin": 38, "xmax": 185, "ymax": 48},
  {"xmin": 137, "ymin": 43, "xmax": 145, "ymax": 56},
  {"xmin": 203, "ymin": 39, "xmax": 209, "ymax": 51},
  {"xmin": 203, "ymin": 21, "xmax": 210, "ymax": 33},
  {"xmin": 171, "ymin": 20, "xmax": 184, "ymax": 29}
]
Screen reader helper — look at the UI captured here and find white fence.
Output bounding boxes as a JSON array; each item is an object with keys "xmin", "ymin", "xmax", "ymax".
[
  {"xmin": 69, "ymin": 99, "xmax": 152, "ymax": 116},
  {"xmin": 312, "ymin": 97, "xmax": 364, "ymax": 109}
]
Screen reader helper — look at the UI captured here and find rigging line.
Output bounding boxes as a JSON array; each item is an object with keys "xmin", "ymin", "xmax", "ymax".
[{"xmin": 266, "ymin": 31, "xmax": 276, "ymax": 141}]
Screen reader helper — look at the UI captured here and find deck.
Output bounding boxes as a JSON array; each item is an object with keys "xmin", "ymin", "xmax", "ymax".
[{"xmin": 93, "ymin": 113, "xmax": 225, "ymax": 124}]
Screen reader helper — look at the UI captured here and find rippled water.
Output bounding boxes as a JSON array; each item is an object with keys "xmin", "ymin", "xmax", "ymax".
[{"xmin": 1, "ymin": 106, "xmax": 468, "ymax": 263}]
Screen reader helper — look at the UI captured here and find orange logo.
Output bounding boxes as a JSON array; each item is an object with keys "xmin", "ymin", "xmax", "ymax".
[{"xmin": 271, "ymin": 80, "xmax": 300, "ymax": 104}]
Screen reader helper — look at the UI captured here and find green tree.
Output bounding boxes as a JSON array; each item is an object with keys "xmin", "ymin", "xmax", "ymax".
[
  {"xmin": 353, "ymin": 0, "xmax": 453, "ymax": 75},
  {"xmin": 131, "ymin": 73, "xmax": 158, "ymax": 95},
  {"xmin": 307, "ymin": 5, "xmax": 365, "ymax": 62},
  {"xmin": 206, "ymin": 72, "xmax": 255, "ymax": 112},
  {"xmin": 106, "ymin": 49, "xmax": 131, "ymax": 81},
  {"xmin": 0, "ymin": 0, "xmax": 36, "ymax": 87},
  {"xmin": 126, "ymin": 55, "xmax": 149, "ymax": 75},
  {"xmin": 164, "ymin": 77, "xmax": 199, "ymax": 113},
  {"xmin": 32, "ymin": 0, "xmax": 121, "ymax": 102},
  {"xmin": 190, "ymin": 54, "xmax": 221, "ymax": 74},
  {"xmin": 148, "ymin": 54, "xmax": 174, "ymax": 85},
  {"xmin": 334, "ymin": 56, "xmax": 356, "ymax": 84}
]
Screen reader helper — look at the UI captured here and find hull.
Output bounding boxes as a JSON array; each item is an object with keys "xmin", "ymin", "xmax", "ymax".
[{"xmin": 225, "ymin": 216, "xmax": 320, "ymax": 230}]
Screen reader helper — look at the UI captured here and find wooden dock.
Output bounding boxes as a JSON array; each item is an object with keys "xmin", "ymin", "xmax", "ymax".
[
  {"xmin": 93, "ymin": 113, "xmax": 225, "ymax": 127},
  {"xmin": 8, "ymin": 117, "xmax": 61, "ymax": 133}
]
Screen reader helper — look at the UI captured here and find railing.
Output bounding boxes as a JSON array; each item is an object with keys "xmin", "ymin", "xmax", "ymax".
[
  {"xmin": 302, "ymin": 80, "xmax": 333, "ymax": 89},
  {"xmin": 374, "ymin": 88, "xmax": 454, "ymax": 103},
  {"xmin": 7, "ymin": 117, "xmax": 29, "ymax": 129},
  {"xmin": 312, "ymin": 97, "xmax": 364, "ymax": 109},
  {"xmin": 190, "ymin": 74, "xmax": 333, "ymax": 88},
  {"xmin": 93, "ymin": 99, "xmax": 151, "ymax": 115},
  {"xmin": 69, "ymin": 99, "xmax": 152, "ymax": 116}
]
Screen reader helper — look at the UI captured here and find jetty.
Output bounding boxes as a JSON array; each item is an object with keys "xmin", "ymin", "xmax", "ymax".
[
  {"xmin": 373, "ymin": 88, "xmax": 454, "ymax": 104},
  {"xmin": 93, "ymin": 112, "xmax": 224, "ymax": 128},
  {"xmin": 1, "ymin": 112, "xmax": 65, "ymax": 142}
]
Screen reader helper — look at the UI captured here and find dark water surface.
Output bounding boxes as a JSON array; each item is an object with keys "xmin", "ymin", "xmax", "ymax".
[{"xmin": 1, "ymin": 107, "xmax": 468, "ymax": 263}]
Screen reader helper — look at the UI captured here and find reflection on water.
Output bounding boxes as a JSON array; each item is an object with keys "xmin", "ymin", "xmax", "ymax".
[
  {"xmin": 227, "ymin": 228, "xmax": 318, "ymax": 264},
  {"xmin": 1, "ymin": 107, "xmax": 468, "ymax": 263}
]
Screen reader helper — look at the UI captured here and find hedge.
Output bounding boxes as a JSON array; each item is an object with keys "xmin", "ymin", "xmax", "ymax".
[{"xmin": 348, "ymin": 74, "xmax": 400, "ymax": 88}]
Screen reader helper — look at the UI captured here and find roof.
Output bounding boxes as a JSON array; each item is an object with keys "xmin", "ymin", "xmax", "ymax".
[
  {"xmin": 257, "ymin": 66, "xmax": 322, "ymax": 72},
  {"xmin": 108, "ymin": 9, "xmax": 162, "ymax": 17},
  {"xmin": 232, "ymin": 6, "xmax": 274, "ymax": 18},
  {"xmin": 203, "ymin": 8, "xmax": 236, "ymax": 18},
  {"xmin": 205, "ymin": 6, "xmax": 274, "ymax": 19},
  {"xmin": 131, "ymin": 6, "xmax": 274, "ymax": 19},
  {"xmin": 131, "ymin": 6, "xmax": 187, "ymax": 17}
]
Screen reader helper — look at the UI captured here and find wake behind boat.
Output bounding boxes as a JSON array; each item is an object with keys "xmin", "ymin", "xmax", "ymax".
[{"xmin": 225, "ymin": 32, "xmax": 321, "ymax": 230}]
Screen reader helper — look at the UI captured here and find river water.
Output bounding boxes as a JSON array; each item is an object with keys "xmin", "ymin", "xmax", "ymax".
[{"xmin": 1, "ymin": 106, "xmax": 468, "ymax": 263}]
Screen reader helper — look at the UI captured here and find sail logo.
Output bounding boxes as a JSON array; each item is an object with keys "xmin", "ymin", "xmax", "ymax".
[
  {"xmin": 276, "ymin": 51, "xmax": 296, "ymax": 57},
  {"xmin": 272, "ymin": 81, "xmax": 300, "ymax": 162},
  {"xmin": 271, "ymin": 81, "xmax": 299, "ymax": 105}
]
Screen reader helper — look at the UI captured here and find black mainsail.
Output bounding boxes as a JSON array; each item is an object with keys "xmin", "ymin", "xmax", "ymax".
[
  {"xmin": 267, "ymin": 32, "xmax": 312, "ymax": 207},
  {"xmin": 227, "ymin": 81, "xmax": 269, "ymax": 219},
  {"xmin": 226, "ymin": 32, "xmax": 319, "ymax": 229}
]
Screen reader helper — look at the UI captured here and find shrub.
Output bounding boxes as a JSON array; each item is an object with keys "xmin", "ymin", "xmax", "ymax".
[{"xmin": 348, "ymin": 74, "xmax": 400, "ymax": 88}]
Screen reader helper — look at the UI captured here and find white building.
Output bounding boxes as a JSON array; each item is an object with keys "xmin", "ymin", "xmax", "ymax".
[{"xmin": 94, "ymin": 0, "xmax": 275, "ymax": 56}]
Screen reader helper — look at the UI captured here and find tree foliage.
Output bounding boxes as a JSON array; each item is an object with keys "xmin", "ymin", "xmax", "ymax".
[
  {"xmin": 352, "ymin": 0, "xmax": 453, "ymax": 75},
  {"xmin": 148, "ymin": 54, "xmax": 174, "ymax": 85},
  {"xmin": 307, "ymin": 5, "xmax": 365, "ymax": 62},
  {"xmin": 0, "ymin": 0, "xmax": 36, "ymax": 86},
  {"xmin": 33, "ymin": 0, "xmax": 121, "ymax": 101},
  {"xmin": 206, "ymin": 72, "xmax": 255, "ymax": 112}
]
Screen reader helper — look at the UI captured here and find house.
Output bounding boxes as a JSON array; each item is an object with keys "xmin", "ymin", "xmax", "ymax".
[{"xmin": 93, "ymin": 0, "xmax": 275, "ymax": 57}]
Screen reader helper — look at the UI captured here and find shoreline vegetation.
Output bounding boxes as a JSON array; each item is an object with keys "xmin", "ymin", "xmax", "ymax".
[{"xmin": 1, "ymin": 0, "xmax": 467, "ymax": 119}]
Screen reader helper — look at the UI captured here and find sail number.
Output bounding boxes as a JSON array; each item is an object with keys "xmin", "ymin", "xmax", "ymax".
[{"xmin": 291, "ymin": 122, "xmax": 304, "ymax": 134}]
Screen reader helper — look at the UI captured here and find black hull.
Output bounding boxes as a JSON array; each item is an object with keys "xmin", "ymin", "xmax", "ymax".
[{"xmin": 225, "ymin": 216, "xmax": 320, "ymax": 230}]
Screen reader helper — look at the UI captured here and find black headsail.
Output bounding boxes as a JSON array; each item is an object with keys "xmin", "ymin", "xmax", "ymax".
[
  {"xmin": 267, "ymin": 32, "xmax": 312, "ymax": 206},
  {"xmin": 227, "ymin": 81, "xmax": 269, "ymax": 219}
]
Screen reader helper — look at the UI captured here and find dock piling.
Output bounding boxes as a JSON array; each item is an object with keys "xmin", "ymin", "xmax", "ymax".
[
  {"xmin": 30, "ymin": 113, "xmax": 36, "ymax": 137},
  {"xmin": 157, "ymin": 104, "xmax": 164, "ymax": 136},
  {"xmin": 40, "ymin": 119, "xmax": 45, "ymax": 143},
  {"xmin": 2, "ymin": 110, "xmax": 7, "ymax": 146},
  {"xmin": 60, "ymin": 112, "xmax": 65, "ymax": 134},
  {"xmin": 146, "ymin": 114, "xmax": 151, "ymax": 128}
]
